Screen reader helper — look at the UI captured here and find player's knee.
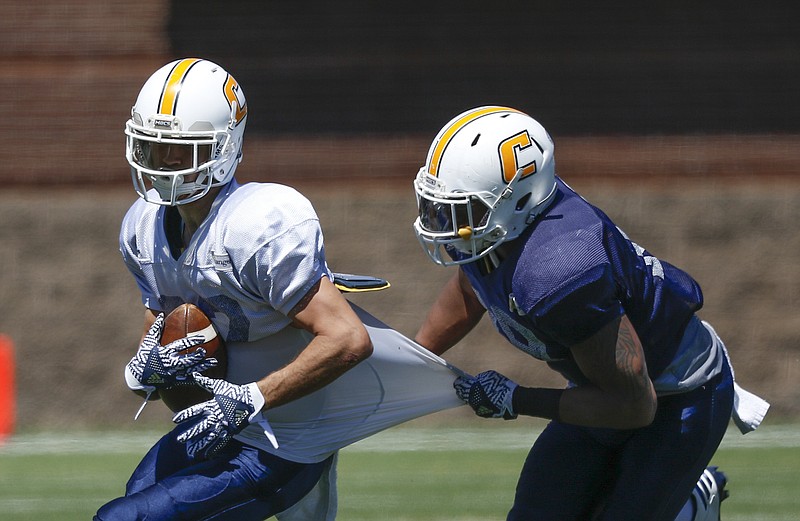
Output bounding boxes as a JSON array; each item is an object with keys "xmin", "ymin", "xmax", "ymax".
[
  {"xmin": 95, "ymin": 497, "xmax": 143, "ymax": 521},
  {"xmin": 94, "ymin": 502, "xmax": 119, "ymax": 521}
]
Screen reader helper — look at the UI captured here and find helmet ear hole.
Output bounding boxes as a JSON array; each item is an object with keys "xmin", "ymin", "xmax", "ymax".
[{"xmin": 515, "ymin": 192, "xmax": 532, "ymax": 212}]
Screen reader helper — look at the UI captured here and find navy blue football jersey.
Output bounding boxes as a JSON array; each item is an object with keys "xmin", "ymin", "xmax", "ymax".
[{"xmin": 458, "ymin": 177, "xmax": 705, "ymax": 386}]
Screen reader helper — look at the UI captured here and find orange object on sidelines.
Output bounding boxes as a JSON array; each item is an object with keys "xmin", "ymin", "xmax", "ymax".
[{"xmin": 0, "ymin": 335, "xmax": 15, "ymax": 443}]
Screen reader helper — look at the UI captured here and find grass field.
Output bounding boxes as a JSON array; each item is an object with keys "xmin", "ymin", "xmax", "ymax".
[{"xmin": 1, "ymin": 423, "xmax": 798, "ymax": 520}]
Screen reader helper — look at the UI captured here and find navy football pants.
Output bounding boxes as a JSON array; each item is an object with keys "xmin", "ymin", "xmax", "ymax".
[
  {"xmin": 508, "ymin": 357, "xmax": 734, "ymax": 521},
  {"xmin": 94, "ymin": 427, "xmax": 329, "ymax": 521}
]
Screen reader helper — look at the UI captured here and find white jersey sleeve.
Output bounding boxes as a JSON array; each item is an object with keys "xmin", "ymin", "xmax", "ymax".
[
  {"xmin": 119, "ymin": 196, "xmax": 163, "ymax": 309},
  {"xmin": 220, "ymin": 185, "xmax": 328, "ymax": 316}
]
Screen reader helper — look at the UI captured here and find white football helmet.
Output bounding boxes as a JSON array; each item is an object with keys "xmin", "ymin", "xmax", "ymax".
[
  {"xmin": 125, "ymin": 58, "xmax": 248, "ymax": 205},
  {"xmin": 413, "ymin": 106, "xmax": 557, "ymax": 266}
]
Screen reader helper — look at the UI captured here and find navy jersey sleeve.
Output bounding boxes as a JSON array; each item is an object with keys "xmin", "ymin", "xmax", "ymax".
[
  {"xmin": 529, "ymin": 263, "xmax": 624, "ymax": 347},
  {"xmin": 510, "ymin": 193, "xmax": 626, "ymax": 348}
]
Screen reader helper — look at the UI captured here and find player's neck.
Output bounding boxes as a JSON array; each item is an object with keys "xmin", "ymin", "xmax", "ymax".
[{"xmin": 177, "ymin": 187, "xmax": 221, "ymax": 240}]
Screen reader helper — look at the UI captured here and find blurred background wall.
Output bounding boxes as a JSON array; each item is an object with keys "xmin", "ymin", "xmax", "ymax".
[{"xmin": 1, "ymin": 1, "xmax": 799, "ymax": 429}]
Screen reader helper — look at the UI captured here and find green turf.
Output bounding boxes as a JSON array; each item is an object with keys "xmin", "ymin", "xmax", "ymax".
[
  {"xmin": 708, "ymin": 447, "xmax": 800, "ymax": 520},
  {"xmin": 0, "ymin": 426, "xmax": 797, "ymax": 520},
  {"xmin": 336, "ymin": 449, "xmax": 520, "ymax": 521},
  {"xmin": 0, "ymin": 451, "xmax": 142, "ymax": 520}
]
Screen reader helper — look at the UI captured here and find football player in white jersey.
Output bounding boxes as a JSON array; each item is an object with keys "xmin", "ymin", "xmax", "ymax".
[
  {"xmin": 94, "ymin": 58, "xmax": 463, "ymax": 521},
  {"xmin": 411, "ymin": 106, "xmax": 769, "ymax": 520}
]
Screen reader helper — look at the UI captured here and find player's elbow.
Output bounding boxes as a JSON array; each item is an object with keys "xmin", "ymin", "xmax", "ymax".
[
  {"xmin": 624, "ymin": 388, "xmax": 657, "ymax": 428},
  {"xmin": 354, "ymin": 327, "xmax": 373, "ymax": 363},
  {"xmin": 629, "ymin": 400, "xmax": 657, "ymax": 428},
  {"xmin": 341, "ymin": 325, "xmax": 373, "ymax": 367}
]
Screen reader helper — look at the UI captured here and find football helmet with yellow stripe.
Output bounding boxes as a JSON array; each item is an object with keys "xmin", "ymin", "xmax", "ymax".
[
  {"xmin": 413, "ymin": 106, "xmax": 556, "ymax": 266},
  {"xmin": 125, "ymin": 58, "xmax": 248, "ymax": 206}
]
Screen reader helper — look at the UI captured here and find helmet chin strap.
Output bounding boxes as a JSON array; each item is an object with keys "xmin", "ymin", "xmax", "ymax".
[
  {"xmin": 480, "ymin": 250, "xmax": 501, "ymax": 274},
  {"xmin": 149, "ymin": 168, "xmax": 214, "ymax": 206},
  {"xmin": 451, "ymin": 223, "xmax": 507, "ymax": 260}
]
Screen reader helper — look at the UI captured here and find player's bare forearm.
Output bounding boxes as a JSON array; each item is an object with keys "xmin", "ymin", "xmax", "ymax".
[
  {"xmin": 415, "ymin": 270, "xmax": 485, "ymax": 355},
  {"xmin": 557, "ymin": 315, "xmax": 657, "ymax": 429},
  {"xmin": 556, "ymin": 385, "xmax": 654, "ymax": 429},
  {"xmin": 259, "ymin": 276, "xmax": 373, "ymax": 410},
  {"xmin": 258, "ymin": 328, "xmax": 371, "ymax": 410}
]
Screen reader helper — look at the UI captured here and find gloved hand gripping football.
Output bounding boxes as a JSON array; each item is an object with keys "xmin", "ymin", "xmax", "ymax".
[
  {"xmin": 454, "ymin": 370, "xmax": 518, "ymax": 419},
  {"xmin": 125, "ymin": 313, "xmax": 218, "ymax": 393},
  {"xmin": 173, "ymin": 374, "xmax": 265, "ymax": 460}
]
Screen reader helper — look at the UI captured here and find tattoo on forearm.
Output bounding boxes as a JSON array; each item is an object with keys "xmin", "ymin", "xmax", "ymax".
[{"xmin": 616, "ymin": 321, "xmax": 650, "ymax": 394}]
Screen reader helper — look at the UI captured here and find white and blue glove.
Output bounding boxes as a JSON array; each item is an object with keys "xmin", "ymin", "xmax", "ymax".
[
  {"xmin": 454, "ymin": 370, "xmax": 518, "ymax": 420},
  {"xmin": 173, "ymin": 374, "xmax": 266, "ymax": 460},
  {"xmin": 125, "ymin": 313, "xmax": 218, "ymax": 393}
]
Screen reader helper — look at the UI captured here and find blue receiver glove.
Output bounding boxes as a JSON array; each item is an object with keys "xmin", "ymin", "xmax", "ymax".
[
  {"xmin": 125, "ymin": 313, "xmax": 218, "ymax": 393},
  {"xmin": 173, "ymin": 374, "xmax": 266, "ymax": 460},
  {"xmin": 454, "ymin": 370, "xmax": 518, "ymax": 420}
]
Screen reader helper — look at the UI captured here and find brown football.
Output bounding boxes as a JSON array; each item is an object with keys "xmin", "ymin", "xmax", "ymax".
[{"xmin": 158, "ymin": 303, "xmax": 227, "ymax": 413}]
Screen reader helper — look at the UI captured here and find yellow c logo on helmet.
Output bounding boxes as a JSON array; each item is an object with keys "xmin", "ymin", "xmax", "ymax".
[
  {"xmin": 499, "ymin": 131, "xmax": 537, "ymax": 183},
  {"xmin": 428, "ymin": 106, "xmax": 523, "ymax": 177},
  {"xmin": 223, "ymin": 75, "xmax": 247, "ymax": 126}
]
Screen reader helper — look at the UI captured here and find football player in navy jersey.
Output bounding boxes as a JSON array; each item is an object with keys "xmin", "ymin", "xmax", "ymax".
[{"xmin": 412, "ymin": 106, "xmax": 769, "ymax": 520}]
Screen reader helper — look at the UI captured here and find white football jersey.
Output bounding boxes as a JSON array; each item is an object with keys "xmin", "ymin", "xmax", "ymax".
[{"xmin": 120, "ymin": 180, "xmax": 463, "ymax": 463}]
